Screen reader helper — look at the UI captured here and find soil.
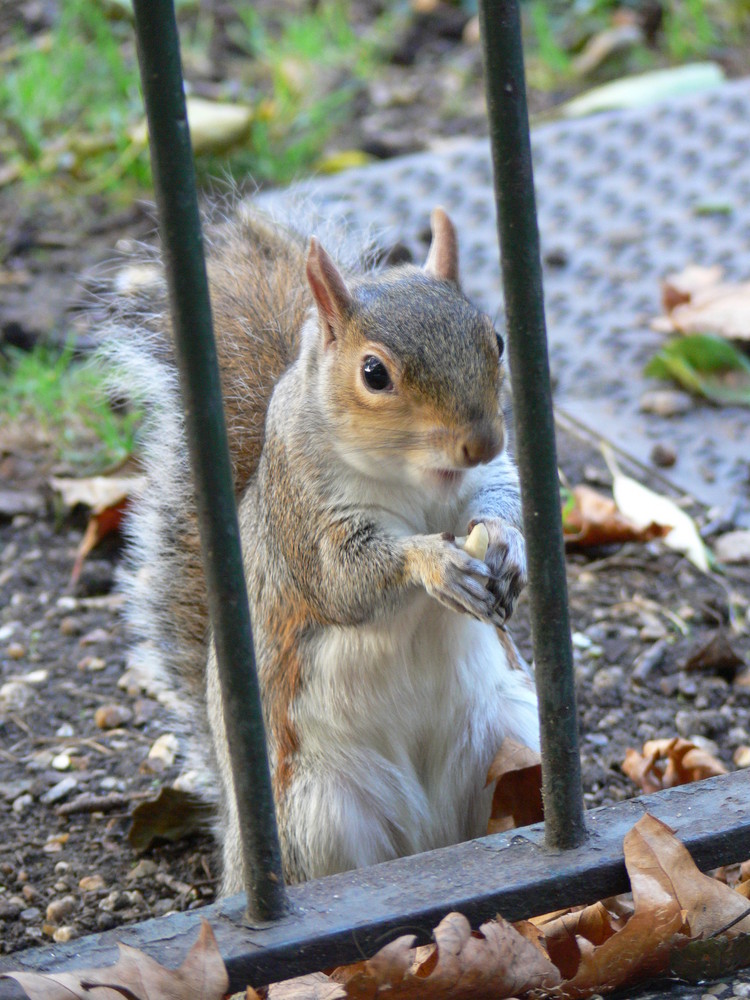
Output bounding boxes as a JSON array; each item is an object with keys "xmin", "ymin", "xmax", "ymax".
[{"xmin": 2, "ymin": 0, "xmax": 750, "ymax": 972}]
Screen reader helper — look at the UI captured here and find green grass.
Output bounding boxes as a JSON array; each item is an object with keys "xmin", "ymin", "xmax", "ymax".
[
  {"xmin": 0, "ymin": 1, "xmax": 147, "ymax": 196},
  {"xmin": 0, "ymin": 342, "xmax": 141, "ymax": 473},
  {"xmin": 0, "ymin": 0, "xmax": 391, "ymax": 196}
]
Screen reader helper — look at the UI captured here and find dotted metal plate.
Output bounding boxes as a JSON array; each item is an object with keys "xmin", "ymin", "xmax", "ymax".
[{"xmin": 268, "ymin": 79, "xmax": 750, "ymax": 523}]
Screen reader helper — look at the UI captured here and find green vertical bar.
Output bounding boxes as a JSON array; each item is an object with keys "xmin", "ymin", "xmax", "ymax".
[
  {"xmin": 130, "ymin": 0, "xmax": 287, "ymax": 919},
  {"xmin": 477, "ymin": 0, "xmax": 587, "ymax": 849}
]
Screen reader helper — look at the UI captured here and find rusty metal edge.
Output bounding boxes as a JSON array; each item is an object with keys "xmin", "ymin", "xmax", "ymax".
[{"xmin": 0, "ymin": 771, "xmax": 748, "ymax": 993}]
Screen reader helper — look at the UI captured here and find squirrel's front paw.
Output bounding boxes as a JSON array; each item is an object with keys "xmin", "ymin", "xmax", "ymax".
[
  {"xmin": 407, "ymin": 534, "xmax": 505, "ymax": 627},
  {"xmin": 468, "ymin": 519, "xmax": 527, "ymax": 624}
]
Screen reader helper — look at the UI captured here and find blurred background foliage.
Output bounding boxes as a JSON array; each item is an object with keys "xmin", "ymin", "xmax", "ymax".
[{"xmin": 1, "ymin": 0, "xmax": 749, "ymax": 205}]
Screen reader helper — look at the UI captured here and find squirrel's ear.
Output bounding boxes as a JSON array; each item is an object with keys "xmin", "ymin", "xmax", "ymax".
[
  {"xmin": 424, "ymin": 207, "xmax": 459, "ymax": 285},
  {"xmin": 306, "ymin": 237, "xmax": 353, "ymax": 347}
]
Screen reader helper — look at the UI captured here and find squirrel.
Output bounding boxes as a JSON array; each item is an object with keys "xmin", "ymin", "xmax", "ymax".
[{"xmin": 112, "ymin": 202, "xmax": 540, "ymax": 894}]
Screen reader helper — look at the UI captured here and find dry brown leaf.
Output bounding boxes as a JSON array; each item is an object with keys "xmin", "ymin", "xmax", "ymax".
[
  {"xmin": 530, "ymin": 901, "xmax": 626, "ymax": 980},
  {"xmin": 655, "ymin": 265, "xmax": 750, "ymax": 341},
  {"xmin": 52, "ymin": 475, "xmax": 145, "ymax": 584},
  {"xmin": 267, "ymin": 973, "xmax": 346, "ymax": 999},
  {"xmin": 622, "ymin": 737, "xmax": 728, "ymax": 794},
  {"xmin": 683, "ymin": 630, "xmax": 746, "ymax": 681},
  {"xmin": 486, "ymin": 738, "xmax": 543, "ymax": 834},
  {"xmin": 562, "ymin": 485, "xmax": 671, "ymax": 548},
  {"xmin": 627, "ymin": 815, "xmax": 750, "ymax": 939},
  {"xmin": 554, "ymin": 815, "xmax": 689, "ymax": 997},
  {"xmin": 2, "ymin": 920, "xmax": 228, "ymax": 1000},
  {"xmin": 661, "ymin": 265, "xmax": 724, "ymax": 312},
  {"xmin": 331, "ymin": 912, "xmax": 560, "ymax": 999}
]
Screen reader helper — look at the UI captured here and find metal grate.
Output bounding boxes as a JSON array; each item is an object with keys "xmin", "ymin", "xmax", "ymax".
[{"xmin": 265, "ymin": 79, "xmax": 750, "ymax": 524}]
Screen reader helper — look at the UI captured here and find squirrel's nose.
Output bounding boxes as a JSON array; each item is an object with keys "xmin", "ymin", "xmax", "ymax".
[{"xmin": 461, "ymin": 428, "xmax": 503, "ymax": 467}]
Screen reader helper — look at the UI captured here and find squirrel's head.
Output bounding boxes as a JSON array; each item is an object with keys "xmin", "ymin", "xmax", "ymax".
[{"xmin": 304, "ymin": 207, "xmax": 506, "ymax": 494}]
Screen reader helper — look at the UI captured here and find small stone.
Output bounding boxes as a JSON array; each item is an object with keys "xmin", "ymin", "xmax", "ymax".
[
  {"xmin": 55, "ymin": 723, "xmax": 74, "ymax": 738},
  {"xmin": 79, "ymin": 627, "xmax": 110, "ymax": 646},
  {"xmin": 639, "ymin": 388, "xmax": 693, "ymax": 417},
  {"xmin": 43, "ymin": 833, "xmax": 70, "ymax": 853},
  {"xmin": 20, "ymin": 907, "xmax": 41, "ymax": 922},
  {"xmin": 53, "ymin": 925, "xmax": 76, "ymax": 943},
  {"xmin": 78, "ymin": 655, "xmax": 106, "ymax": 672},
  {"xmin": 132, "ymin": 698, "xmax": 159, "ymax": 726},
  {"xmin": 677, "ymin": 674, "xmax": 698, "ymax": 698},
  {"xmin": 148, "ymin": 733, "xmax": 179, "ymax": 766},
  {"xmin": 0, "ymin": 898, "xmax": 22, "ymax": 919},
  {"xmin": 51, "ymin": 752, "xmax": 72, "ymax": 771},
  {"xmin": 12, "ymin": 793, "xmax": 33, "ymax": 814},
  {"xmin": 11, "ymin": 668, "xmax": 48, "ymax": 685},
  {"xmin": 126, "ymin": 859, "xmax": 158, "ymax": 882},
  {"xmin": 94, "ymin": 704, "xmax": 133, "ymax": 730},
  {"xmin": 152, "ymin": 897, "xmax": 178, "ymax": 917},
  {"xmin": 0, "ymin": 680, "xmax": 32, "ymax": 711},
  {"xmin": 54, "ymin": 861, "xmax": 70, "ymax": 874},
  {"xmin": 96, "ymin": 911, "xmax": 116, "ymax": 931},
  {"xmin": 21, "ymin": 884, "xmax": 38, "ymax": 902},
  {"xmin": 40, "ymin": 776, "xmax": 78, "ymax": 805},
  {"xmin": 734, "ymin": 745, "xmax": 750, "ymax": 768},
  {"xmin": 79, "ymin": 874, "xmax": 106, "ymax": 892},
  {"xmin": 650, "ymin": 443, "xmax": 677, "ymax": 468},
  {"xmin": 59, "ymin": 616, "xmax": 81, "ymax": 636},
  {"xmin": 572, "ymin": 631, "xmax": 593, "ymax": 650},
  {"xmin": 99, "ymin": 890, "xmax": 123, "ymax": 913},
  {"xmin": 7, "ymin": 642, "xmax": 25, "ymax": 660},
  {"xmin": 46, "ymin": 895, "xmax": 76, "ymax": 924}
]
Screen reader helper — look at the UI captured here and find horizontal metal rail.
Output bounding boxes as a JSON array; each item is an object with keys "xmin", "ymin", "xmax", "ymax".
[{"xmin": 1, "ymin": 771, "xmax": 748, "ymax": 993}]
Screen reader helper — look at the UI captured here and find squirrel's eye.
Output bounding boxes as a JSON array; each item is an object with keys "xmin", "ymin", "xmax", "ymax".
[
  {"xmin": 362, "ymin": 355, "xmax": 392, "ymax": 391},
  {"xmin": 496, "ymin": 332, "xmax": 505, "ymax": 359}
]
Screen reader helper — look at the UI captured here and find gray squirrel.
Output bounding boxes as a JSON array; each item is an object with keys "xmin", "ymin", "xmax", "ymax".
[{"xmin": 113, "ymin": 203, "xmax": 539, "ymax": 893}]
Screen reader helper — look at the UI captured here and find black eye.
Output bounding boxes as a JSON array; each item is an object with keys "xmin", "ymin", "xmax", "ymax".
[
  {"xmin": 496, "ymin": 332, "xmax": 505, "ymax": 359},
  {"xmin": 362, "ymin": 355, "xmax": 392, "ymax": 391}
]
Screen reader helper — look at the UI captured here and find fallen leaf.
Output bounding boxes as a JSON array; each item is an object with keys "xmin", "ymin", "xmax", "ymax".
[
  {"xmin": 267, "ymin": 974, "xmax": 345, "ymax": 999},
  {"xmin": 51, "ymin": 475, "xmax": 145, "ymax": 512},
  {"xmin": 661, "ymin": 265, "xmax": 724, "ymax": 312},
  {"xmin": 560, "ymin": 62, "xmax": 724, "ymax": 117},
  {"xmin": 131, "ymin": 97, "xmax": 253, "ymax": 155},
  {"xmin": 654, "ymin": 266, "xmax": 750, "ymax": 341},
  {"xmin": 714, "ymin": 529, "xmax": 750, "ymax": 565},
  {"xmin": 486, "ymin": 738, "xmax": 543, "ymax": 834},
  {"xmin": 51, "ymin": 475, "xmax": 145, "ymax": 583},
  {"xmin": 630, "ymin": 816, "xmax": 750, "ymax": 939},
  {"xmin": 128, "ymin": 786, "xmax": 212, "ymax": 852},
  {"xmin": 562, "ymin": 485, "xmax": 671, "ymax": 548},
  {"xmin": 622, "ymin": 737, "xmax": 728, "ymax": 794},
  {"xmin": 644, "ymin": 334, "xmax": 750, "ymax": 407},
  {"xmin": 670, "ymin": 932, "xmax": 750, "ymax": 984},
  {"xmin": 554, "ymin": 816, "xmax": 697, "ymax": 996},
  {"xmin": 332, "ymin": 911, "xmax": 560, "ymax": 999},
  {"xmin": 683, "ymin": 630, "xmax": 745, "ymax": 681},
  {"xmin": 2, "ymin": 920, "xmax": 228, "ymax": 1000},
  {"xmin": 602, "ymin": 446, "xmax": 710, "ymax": 572},
  {"xmin": 529, "ymin": 901, "xmax": 627, "ymax": 981}
]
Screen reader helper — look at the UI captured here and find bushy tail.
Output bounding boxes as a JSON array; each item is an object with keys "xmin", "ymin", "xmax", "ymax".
[{"xmin": 106, "ymin": 205, "xmax": 337, "ymax": 704}]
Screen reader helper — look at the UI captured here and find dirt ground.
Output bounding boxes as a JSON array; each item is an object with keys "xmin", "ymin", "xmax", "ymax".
[
  {"xmin": 2, "ymin": 419, "xmax": 749, "ymax": 954},
  {"xmin": 2, "ymin": 0, "xmax": 750, "ymax": 965}
]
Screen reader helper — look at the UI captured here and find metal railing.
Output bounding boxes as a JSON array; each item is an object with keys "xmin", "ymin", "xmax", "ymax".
[{"xmin": 0, "ymin": 0, "xmax": 748, "ymax": 994}]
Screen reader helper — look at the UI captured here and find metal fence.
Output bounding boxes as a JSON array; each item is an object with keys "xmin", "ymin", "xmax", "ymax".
[{"xmin": 0, "ymin": 0, "xmax": 748, "ymax": 993}]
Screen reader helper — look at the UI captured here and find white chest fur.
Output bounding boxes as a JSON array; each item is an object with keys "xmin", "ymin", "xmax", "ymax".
[{"xmin": 287, "ymin": 588, "xmax": 540, "ymax": 877}]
